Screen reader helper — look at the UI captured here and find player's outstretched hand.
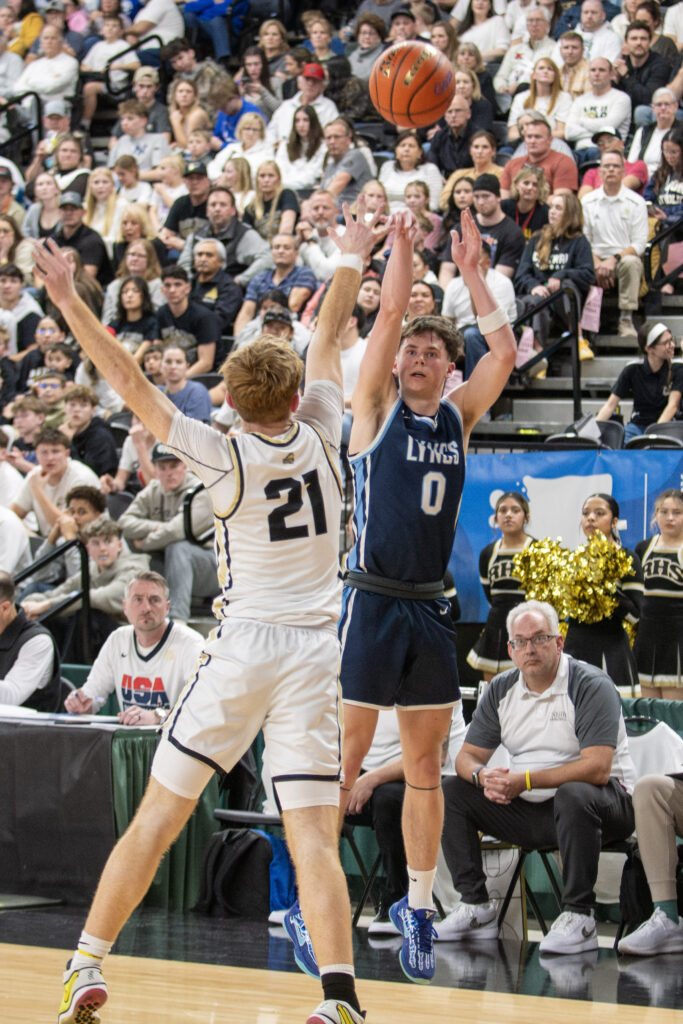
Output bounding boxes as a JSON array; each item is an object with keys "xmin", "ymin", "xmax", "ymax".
[
  {"xmin": 388, "ymin": 208, "xmax": 419, "ymax": 245},
  {"xmin": 32, "ymin": 239, "xmax": 76, "ymax": 305},
  {"xmin": 450, "ymin": 208, "xmax": 482, "ymax": 274},
  {"xmin": 329, "ymin": 195, "xmax": 390, "ymax": 263}
]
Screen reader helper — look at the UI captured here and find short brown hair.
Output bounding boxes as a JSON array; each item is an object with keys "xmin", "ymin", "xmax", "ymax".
[
  {"xmin": 125, "ymin": 570, "xmax": 170, "ymax": 599},
  {"xmin": 222, "ymin": 337, "xmax": 303, "ymax": 423},
  {"xmin": 64, "ymin": 385, "xmax": 98, "ymax": 407},
  {"xmin": 34, "ymin": 426, "xmax": 71, "ymax": 449},
  {"xmin": 66, "ymin": 485, "xmax": 107, "ymax": 513},
  {"xmin": 356, "ymin": 12, "xmax": 386, "ymax": 38},
  {"xmin": 118, "ymin": 99, "xmax": 149, "ymax": 118},
  {"xmin": 400, "ymin": 316, "xmax": 463, "ymax": 363},
  {"xmin": 12, "ymin": 396, "xmax": 47, "ymax": 415}
]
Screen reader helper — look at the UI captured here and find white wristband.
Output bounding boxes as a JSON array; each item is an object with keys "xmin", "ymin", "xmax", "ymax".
[
  {"xmin": 476, "ymin": 307, "xmax": 509, "ymax": 334},
  {"xmin": 337, "ymin": 254, "xmax": 363, "ymax": 273}
]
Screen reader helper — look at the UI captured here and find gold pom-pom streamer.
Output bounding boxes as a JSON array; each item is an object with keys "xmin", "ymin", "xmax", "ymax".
[{"xmin": 513, "ymin": 533, "xmax": 634, "ymax": 625}]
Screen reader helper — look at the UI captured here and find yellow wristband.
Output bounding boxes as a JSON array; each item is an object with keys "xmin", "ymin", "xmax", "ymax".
[{"xmin": 526, "ymin": 770, "xmax": 532, "ymax": 792}]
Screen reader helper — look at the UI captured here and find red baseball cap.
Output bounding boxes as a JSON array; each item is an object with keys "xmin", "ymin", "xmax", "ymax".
[{"xmin": 302, "ymin": 63, "xmax": 324, "ymax": 80}]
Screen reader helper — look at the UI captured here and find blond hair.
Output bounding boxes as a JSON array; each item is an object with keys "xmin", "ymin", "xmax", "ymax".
[
  {"xmin": 84, "ymin": 168, "xmax": 119, "ymax": 237},
  {"xmin": 222, "ymin": 336, "xmax": 303, "ymax": 423}
]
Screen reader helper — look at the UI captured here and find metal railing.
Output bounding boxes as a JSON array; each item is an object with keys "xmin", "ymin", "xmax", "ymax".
[
  {"xmin": 508, "ymin": 284, "xmax": 583, "ymax": 423},
  {"xmin": 104, "ymin": 34, "xmax": 163, "ymax": 96},
  {"xmin": 0, "ymin": 91, "xmax": 43, "ymax": 161},
  {"xmin": 643, "ymin": 213, "xmax": 683, "ymax": 289},
  {"xmin": 14, "ymin": 538, "xmax": 91, "ymax": 662}
]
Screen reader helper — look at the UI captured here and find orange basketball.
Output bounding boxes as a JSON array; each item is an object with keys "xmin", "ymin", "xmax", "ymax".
[{"xmin": 368, "ymin": 41, "xmax": 455, "ymax": 129}]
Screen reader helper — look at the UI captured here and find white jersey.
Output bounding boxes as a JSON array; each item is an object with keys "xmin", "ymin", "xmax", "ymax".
[
  {"xmin": 166, "ymin": 379, "xmax": 344, "ymax": 631},
  {"xmin": 82, "ymin": 620, "xmax": 204, "ymax": 712}
]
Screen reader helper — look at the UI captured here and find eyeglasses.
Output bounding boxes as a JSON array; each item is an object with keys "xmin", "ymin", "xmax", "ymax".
[
  {"xmin": 37, "ymin": 327, "xmax": 57, "ymax": 335},
  {"xmin": 509, "ymin": 635, "xmax": 556, "ymax": 650},
  {"xmin": 36, "ymin": 381, "xmax": 61, "ymax": 389}
]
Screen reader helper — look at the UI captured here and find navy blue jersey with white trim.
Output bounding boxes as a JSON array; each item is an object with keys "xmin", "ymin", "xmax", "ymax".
[{"xmin": 346, "ymin": 398, "xmax": 466, "ymax": 582}]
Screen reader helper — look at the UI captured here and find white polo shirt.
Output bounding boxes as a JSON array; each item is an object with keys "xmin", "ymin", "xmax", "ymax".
[
  {"xmin": 581, "ymin": 185, "xmax": 649, "ymax": 258},
  {"xmin": 466, "ymin": 653, "xmax": 636, "ymax": 802}
]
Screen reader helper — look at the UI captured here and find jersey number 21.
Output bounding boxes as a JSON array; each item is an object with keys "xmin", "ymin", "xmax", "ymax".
[{"xmin": 265, "ymin": 469, "xmax": 328, "ymax": 542}]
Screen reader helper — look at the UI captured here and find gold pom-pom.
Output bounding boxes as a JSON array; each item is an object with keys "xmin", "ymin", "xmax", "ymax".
[{"xmin": 513, "ymin": 533, "xmax": 634, "ymax": 625}]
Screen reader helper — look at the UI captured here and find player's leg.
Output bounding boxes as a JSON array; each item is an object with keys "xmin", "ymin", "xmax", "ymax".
[
  {"xmin": 339, "ymin": 702, "xmax": 379, "ymax": 820},
  {"xmin": 388, "ymin": 705, "xmax": 453, "ymax": 985},
  {"xmin": 283, "ymin": 805, "xmax": 363, "ymax": 1023},
  {"xmin": 59, "ymin": 747, "xmax": 211, "ymax": 1024}
]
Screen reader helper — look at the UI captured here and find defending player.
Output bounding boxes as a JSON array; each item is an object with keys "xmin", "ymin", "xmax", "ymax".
[
  {"xmin": 37, "ymin": 204, "xmax": 383, "ymax": 1024},
  {"xmin": 340, "ymin": 210, "xmax": 515, "ymax": 982}
]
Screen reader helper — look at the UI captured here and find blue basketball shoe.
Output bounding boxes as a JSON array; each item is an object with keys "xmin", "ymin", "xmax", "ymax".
[
  {"xmin": 283, "ymin": 899, "xmax": 320, "ymax": 978},
  {"xmin": 389, "ymin": 896, "xmax": 437, "ymax": 984}
]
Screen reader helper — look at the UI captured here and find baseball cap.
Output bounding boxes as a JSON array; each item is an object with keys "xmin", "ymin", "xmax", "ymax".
[
  {"xmin": 151, "ymin": 442, "xmax": 180, "ymax": 463},
  {"xmin": 263, "ymin": 307, "xmax": 293, "ymax": 328},
  {"xmin": 44, "ymin": 99, "xmax": 70, "ymax": 118},
  {"xmin": 133, "ymin": 66, "xmax": 159, "ymax": 85},
  {"xmin": 301, "ymin": 63, "xmax": 324, "ymax": 81},
  {"xmin": 0, "ymin": 166, "xmax": 12, "ymax": 181},
  {"xmin": 184, "ymin": 160, "xmax": 208, "ymax": 177},
  {"xmin": 472, "ymin": 173, "xmax": 500, "ymax": 196},
  {"xmin": 390, "ymin": 6, "xmax": 416, "ymax": 21},
  {"xmin": 591, "ymin": 125, "xmax": 621, "ymax": 143},
  {"xmin": 59, "ymin": 191, "xmax": 84, "ymax": 208},
  {"xmin": 45, "ymin": 0, "xmax": 65, "ymax": 10}
]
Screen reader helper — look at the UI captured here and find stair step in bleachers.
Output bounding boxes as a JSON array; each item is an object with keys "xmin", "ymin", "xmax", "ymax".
[{"xmin": 512, "ymin": 397, "xmax": 633, "ymax": 423}]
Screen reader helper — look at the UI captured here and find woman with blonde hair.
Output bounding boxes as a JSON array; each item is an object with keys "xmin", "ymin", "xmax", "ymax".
[
  {"xmin": 217, "ymin": 157, "xmax": 254, "ymax": 216},
  {"xmin": 243, "ymin": 160, "xmax": 300, "ymax": 241},
  {"xmin": 275, "ymin": 105, "xmax": 326, "ymax": 192},
  {"xmin": 112, "ymin": 204, "xmax": 166, "ymax": 269},
  {"xmin": 84, "ymin": 168, "xmax": 127, "ymax": 256},
  {"xmin": 456, "ymin": 41, "xmax": 498, "ymax": 110},
  {"xmin": 257, "ymin": 18, "xmax": 289, "ymax": 77},
  {"xmin": 103, "ymin": 238, "xmax": 164, "ymax": 323},
  {"xmin": 207, "ymin": 112, "xmax": 273, "ymax": 180},
  {"xmin": 454, "ymin": 68, "xmax": 494, "ymax": 131},
  {"xmin": 22, "ymin": 171, "xmax": 61, "ymax": 239},
  {"xmin": 514, "ymin": 191, "xmax": 594, "ymax": 363},
  {"xmin": 169, "ymin": 79, "xmax": 210, "ymax": 150},
  {"xmin": 501, "ymin": 164, "xmax": 549, "ymax": 238},
  {"xmin": 507, "ymin": 59, "xmax": 571, "ymax": 142}
]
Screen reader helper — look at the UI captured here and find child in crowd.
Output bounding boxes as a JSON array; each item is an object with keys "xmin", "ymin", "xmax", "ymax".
[
  {"xmin": 186, "ymin": 128, "xmax": 213, "ymax": 164},
  {"xmin": 17, "ymin": 316, "xmax": 69, "ymax": 392},
  {"xmin": 142, "ymin": 343, "xmax": 164, "ymax": 385},
  {"xmin": 45, "ymin": 343, "xmax": 78, "ymax": 381},
  {"xmin": 30, "ymin": 371, "xmax": 68, "ymax": 428},
  {"xmin": 5, "ymin": 396, "xmax": 47, "ymax": 473},
  {"xmin": 149, "ymin": 154, "xmax": 188, "ymax": 233},
  {"xmin": 113, "ymin": 155, "xmax": 154, "ymax": 207}
]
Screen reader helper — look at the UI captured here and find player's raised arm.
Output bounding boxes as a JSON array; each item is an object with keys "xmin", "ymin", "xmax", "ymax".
[
  {"xmin": 305, "ymin": 197, "xmax": 386, "ymax": 390},
  {"xmin": 351, "ymin": 210, "xmax": 418, "ymax": 422},
  {"xmin": 446, "ymin": 210, "xmax": 516, "ymax": 436},
  {"xmin": 33, "ymin": 240, "xmax": 177, "ymax": 444}
]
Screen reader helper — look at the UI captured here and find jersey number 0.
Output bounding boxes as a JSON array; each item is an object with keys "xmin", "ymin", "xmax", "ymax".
[{"xmin": 265, "ymin": 470, "xmax": 328, "ymax": 542}]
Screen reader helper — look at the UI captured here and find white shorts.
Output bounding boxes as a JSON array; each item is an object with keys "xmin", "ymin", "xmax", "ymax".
[{"xmin": 151, "ymin": 617, "xmax": 342, "ymax": 811}]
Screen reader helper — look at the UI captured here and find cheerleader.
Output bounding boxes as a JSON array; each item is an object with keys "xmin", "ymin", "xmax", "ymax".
[
  {"xmin": 634, "ymin": 489, "xmax": 683, "ymax": 699},
  {"xmin": 467, "ymin": 491, "xmax": 534, "ymax": 680},
  {"xmin": 563, "ymin": 493, "xmax": 643, "ymax": 688}
]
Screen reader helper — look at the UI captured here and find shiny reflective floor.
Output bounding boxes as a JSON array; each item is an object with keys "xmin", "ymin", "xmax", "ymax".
[{"xmin": 1, "ymin": 905, "xmax": 682, "ymax": 1021}]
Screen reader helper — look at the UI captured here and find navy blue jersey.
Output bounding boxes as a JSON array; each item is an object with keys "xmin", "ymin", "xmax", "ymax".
[{"xmin": 347, "ymin": 398, "xmax": 466, "ymax": 582}]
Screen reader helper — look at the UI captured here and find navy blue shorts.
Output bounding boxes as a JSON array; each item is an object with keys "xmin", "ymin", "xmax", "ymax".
[{"xmin": 338, "ymin": 586, "xmax": 461, "ymax": 709}]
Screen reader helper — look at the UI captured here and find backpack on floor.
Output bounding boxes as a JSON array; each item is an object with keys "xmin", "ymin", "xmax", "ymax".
[
  {"xmin": 194, "ymin": 827, "xmax": 296, "ymax": 919},
  {"xmin": 619, "ymin": 840, "xmax": 683, "ymax": 935}
]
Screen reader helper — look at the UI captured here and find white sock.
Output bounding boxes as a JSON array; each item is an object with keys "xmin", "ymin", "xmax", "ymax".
[
  {"xmin": 408, "ymin": 866, "xmax": 436, "ymax": 911},
  {"xmin": 71, "ymin": 931, "xmax": 112, "ymax": 970}
]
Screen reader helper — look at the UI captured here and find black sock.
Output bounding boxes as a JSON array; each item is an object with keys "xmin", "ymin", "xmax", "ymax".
[{"xmin": 321, "ymin": 972, "xmax": 361, "ymax": 1014}]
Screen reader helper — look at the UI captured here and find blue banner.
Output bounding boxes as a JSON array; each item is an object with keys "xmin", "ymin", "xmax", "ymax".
[{"xmin": 451, "ymin": 450, "xmax": 683, "ymax": 621}]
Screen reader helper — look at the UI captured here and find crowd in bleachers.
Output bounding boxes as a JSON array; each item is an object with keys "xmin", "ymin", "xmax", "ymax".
[{"xmin": 1, "ymin": 0, "xmax": 683, "ymax": 686}]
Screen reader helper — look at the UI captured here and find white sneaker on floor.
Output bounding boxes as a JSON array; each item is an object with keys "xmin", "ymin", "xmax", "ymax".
[
  {"xmin": 617, "ymin": 316, "xmax": 637, "ymax": 338},
  {"xmin": 434, "ymin": 900, "xmax": 498, "ymax": 941},
  {"xmin": 268, "ymin": 909, "xmax": 287, "ymax": 926},
  {"xmin": 539, "ymin": 910, "xmax": 598, "ymax": 955},
  {"xmin": 618, "ymin": 908, "xmax": 683, "ymax": 956}
]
